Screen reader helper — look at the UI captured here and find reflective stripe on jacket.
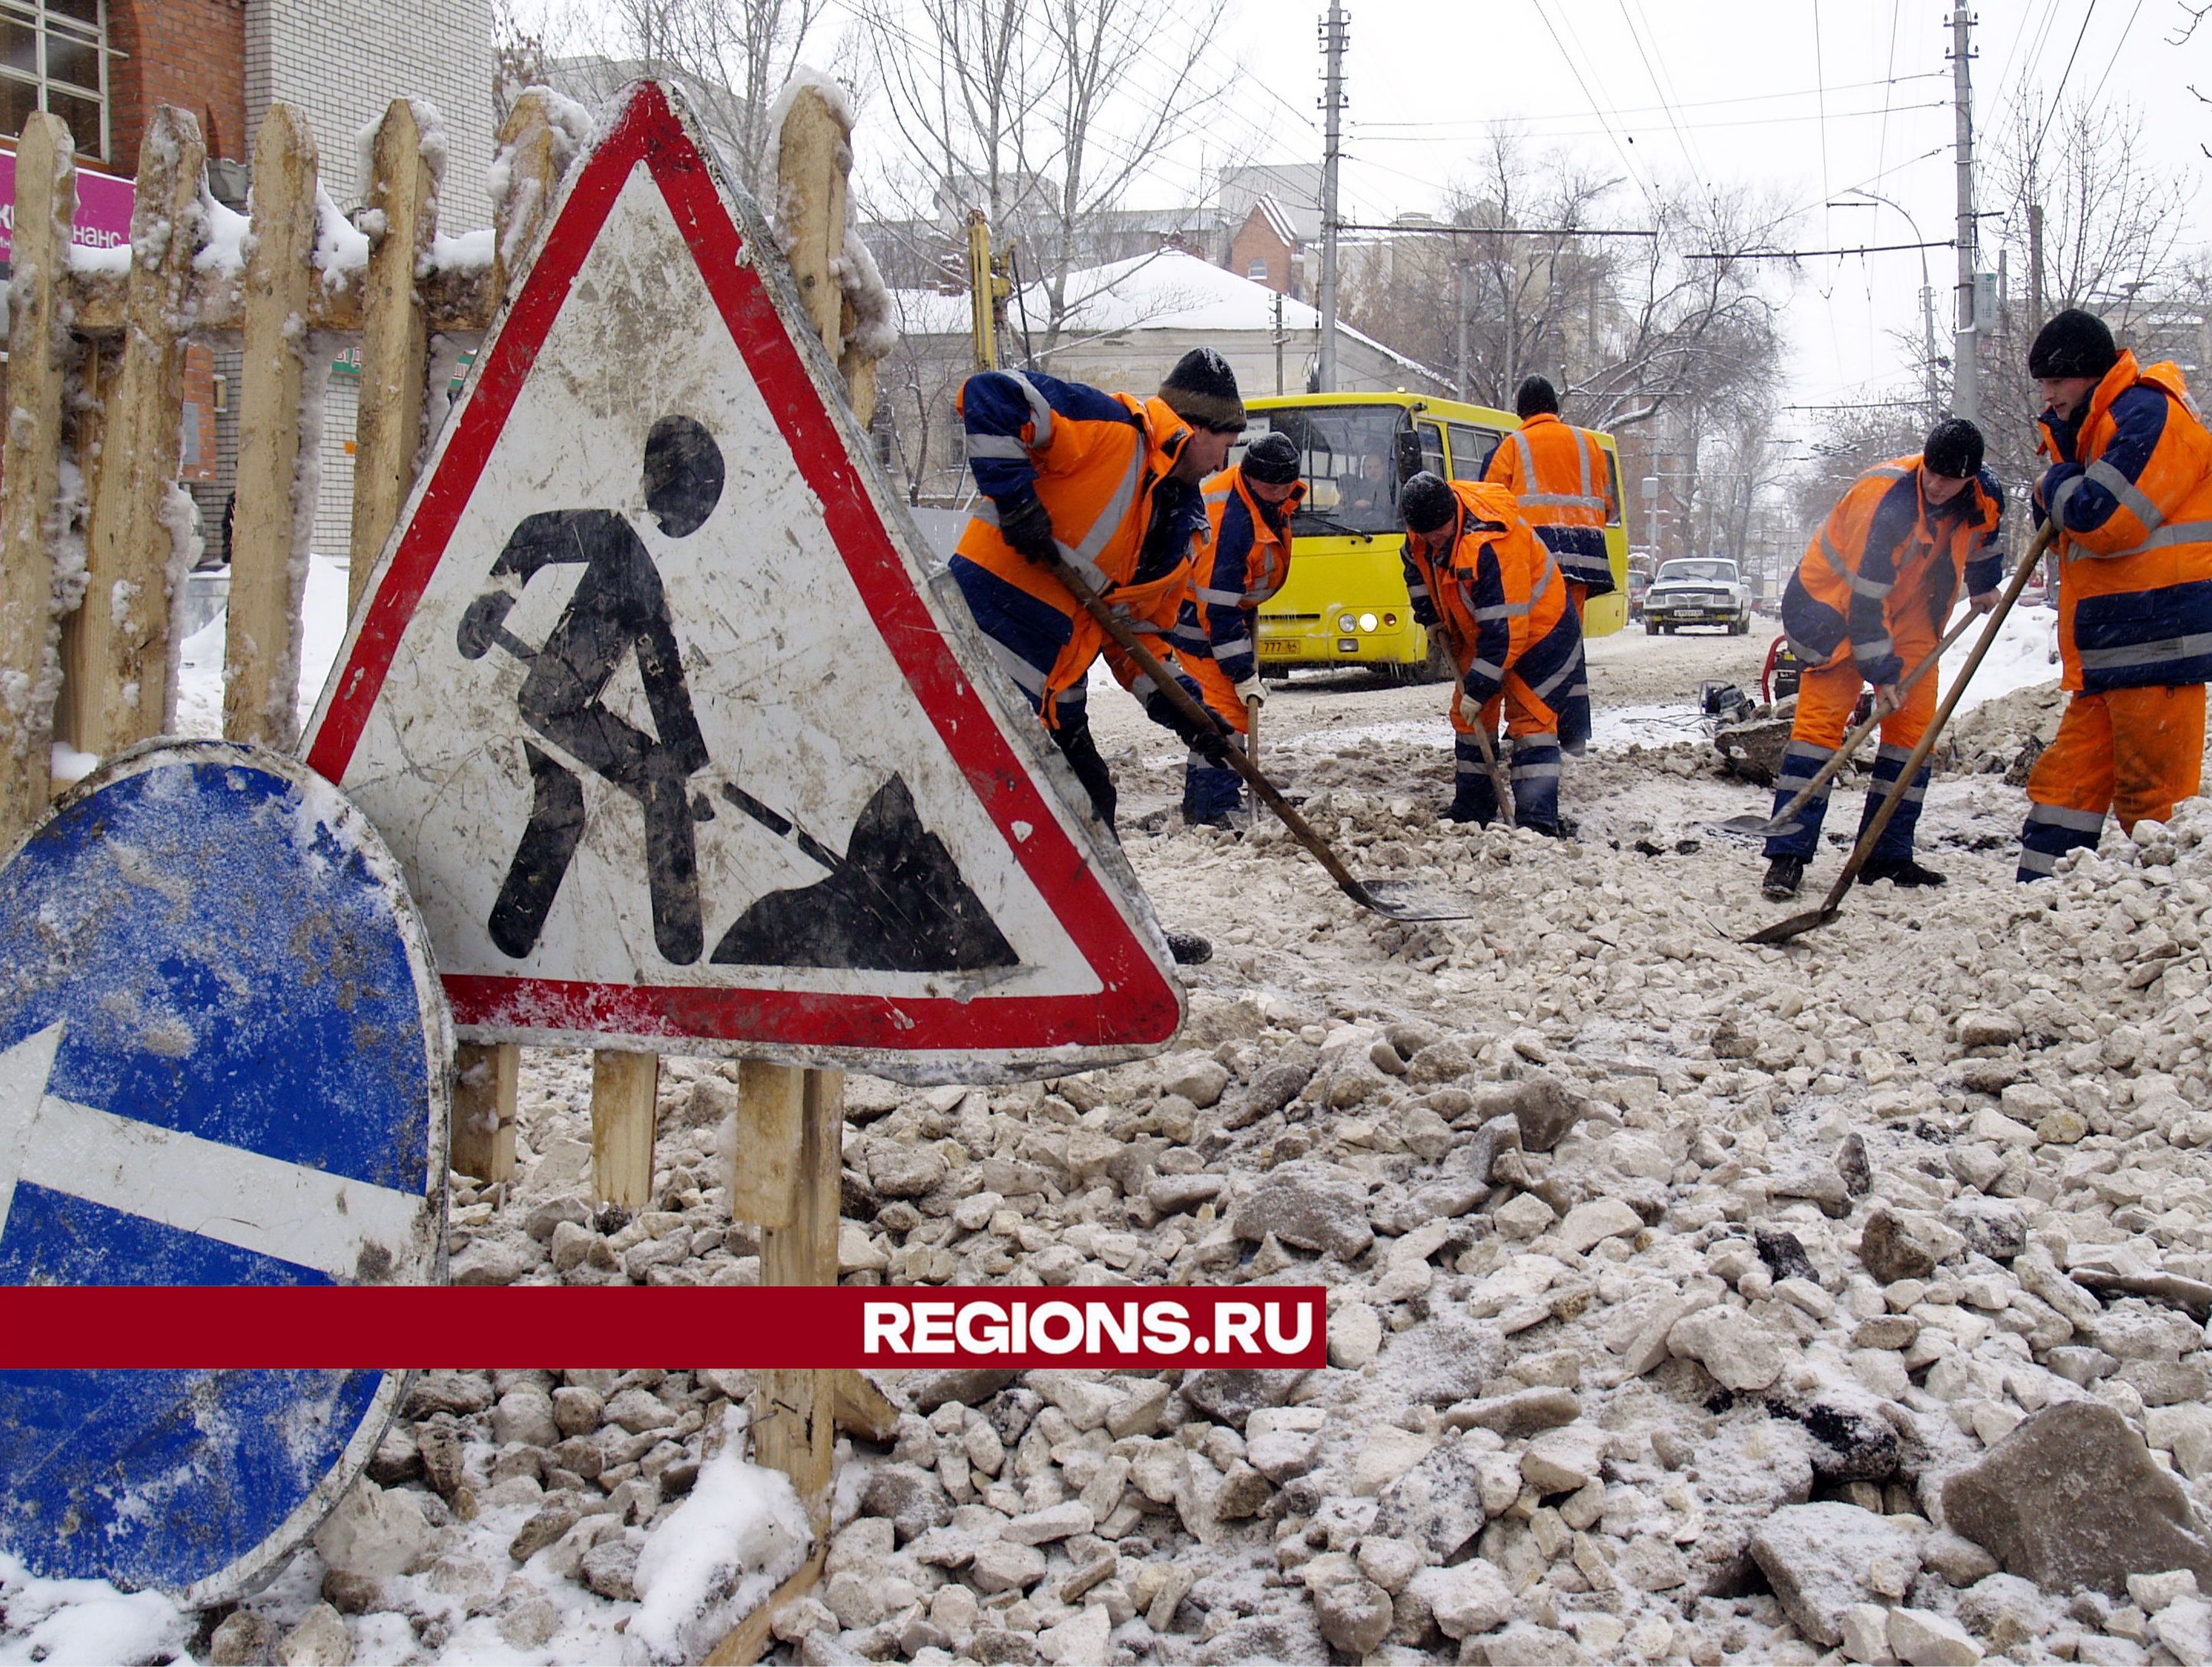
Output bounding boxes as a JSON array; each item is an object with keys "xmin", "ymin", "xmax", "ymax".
[
  {"xmin": 1482, "ymin": 412, "xmax": 1617, "ymax": 596},
  {"xmin": 954, "ymin": 369, "xmax": 1206, "ymax": 718},
  {"xmin": 1779, "ymin": 455, "xmax": 2004, "ymax": 686},
  {"xmin": 1169, "ymin": 466, "xmax": 1304, "ymax": 684},
  {"xmin": 1399, "ymin": 479, "xmax": 1576, "ymax": 708},
  {"xmin": 2038, "ymin": 353, "xmax": 2212, "ymax": 692}
]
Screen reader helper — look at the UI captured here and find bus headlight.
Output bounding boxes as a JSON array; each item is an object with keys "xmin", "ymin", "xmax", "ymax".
[
  {"xmin": 1359, "ymin": 612, "xmax": 1378, "ymax": 632},
  {"xmin": 1338, "ymin": 613, "xmax": 1357, "ymax": 633}
]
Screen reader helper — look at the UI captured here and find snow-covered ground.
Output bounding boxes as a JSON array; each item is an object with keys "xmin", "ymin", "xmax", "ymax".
[
  {"xmin": 21, "ymin": 583, "xmax": 2212, "ymax": 1667},
  {"xmin": 170, "ymin": 552, "xmax": 353, "ymax": 741}
]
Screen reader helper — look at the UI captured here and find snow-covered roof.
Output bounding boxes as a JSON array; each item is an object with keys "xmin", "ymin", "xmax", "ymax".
[
  {"xmin": 889, "ymin": 249, "xmax": 1432, "ymax": 377},
  {"xmin": 1252, "ymin": 194, "xmax": 1299, "ymax": 249}
]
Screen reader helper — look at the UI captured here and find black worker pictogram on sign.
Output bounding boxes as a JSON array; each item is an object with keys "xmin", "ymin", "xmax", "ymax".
[{"xmin": 302, "ymin": 81, "xmax": 1178, "ymax": 1076}]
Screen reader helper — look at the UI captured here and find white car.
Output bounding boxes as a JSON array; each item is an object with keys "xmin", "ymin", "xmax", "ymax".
[{"xmin": 1643, "ymin": 557, "xmax": 1752, "ymax": 636}]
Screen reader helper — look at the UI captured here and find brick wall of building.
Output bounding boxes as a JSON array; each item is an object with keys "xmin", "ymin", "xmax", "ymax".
[{"xmin": 108, "ymin": 0, "xmax": 249, "ymax": 170}]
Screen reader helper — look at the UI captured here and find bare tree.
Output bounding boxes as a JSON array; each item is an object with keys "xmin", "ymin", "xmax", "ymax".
[
  {"xmin": 847, "ymin": 0, "xmax": 1240, "ymax": 354},
  {"xmin": 493, "ymin": 0, "xmax": 555, "ymax": 125},
  {"xmin": 526, "ymin": 0, "xmax": 835, "ymax": 196}
]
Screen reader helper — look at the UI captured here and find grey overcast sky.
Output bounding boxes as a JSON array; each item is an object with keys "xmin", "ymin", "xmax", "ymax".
[
  {"xmin": 1225, "ymin": 0, "xmax": 2209, "ymax": 436},
  {"xmin": 526, "ymin": 0, "xmax": 2207, "ymax": 440}
]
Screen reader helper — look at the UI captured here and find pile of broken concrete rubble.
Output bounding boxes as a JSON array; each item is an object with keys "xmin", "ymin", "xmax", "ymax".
[{"xmin": 173, "ymin": 787, "xmax": 2212, "ymax": 1666}]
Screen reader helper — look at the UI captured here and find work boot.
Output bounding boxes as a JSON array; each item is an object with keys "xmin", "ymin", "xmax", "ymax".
[
  {"xmin": 1860, "ymin": 856, "xmax": 1947, "ymax": 888},
  {"xmin": 1762, "ymin": 855, "xmax": 1807, "ymax": 900},
  {"xmin": 1165, "ymin": 930, "xmax": 1213, "ymax": 965}
]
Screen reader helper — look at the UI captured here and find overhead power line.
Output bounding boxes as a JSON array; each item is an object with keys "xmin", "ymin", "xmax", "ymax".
[
  {"xmin": 2031, "ymin": 0, "xmax": 2103, "ymax": 163},
  {"xmin": 1331, "ymin": 222, "xmax": 1658, "ymax": 238},
  {"xmin": 1686, "ymin": 239, "xmax": 1955, "ymax": 260}
]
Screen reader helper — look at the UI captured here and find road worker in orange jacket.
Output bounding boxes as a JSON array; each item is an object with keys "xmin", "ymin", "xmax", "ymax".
[
  {"xmin": 1399, "ymin": 472, "xmax": 1588, "ymax": 834},
  {"xmin": 1170, "ymin": 432, "xmax": 1305, "ymax": 826},
  {"xmin": 2016, "ymin": 309, "xmax": 2212, "ymax": 880},
  {"xmin": 1482, "ymin": 376, "xmax": 1618, "ymax": 619},
  {"xmin": 1761, "ymin": 420, "xmax": 2003, "ymax": 900},
  {"xmin": 948, "ymin": 348, "xmax": 1245, "ymax": 841}
]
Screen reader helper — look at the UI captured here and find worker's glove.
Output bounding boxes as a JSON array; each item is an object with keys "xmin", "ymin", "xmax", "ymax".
[
  {"xmin": 998, "ymin": 495, "xmax": 1060, "ymax": 565},
  {"xmin": 1148, "ymin": 691, "xmax": 1234, "ymax": 763},
  {"xmin": 1970, "ymin": 589, "xmax": 1999, "ymax": 614},
  {"xmin": 1234, "ymin": 677, "xmax": 1266, "ymax": 711}
]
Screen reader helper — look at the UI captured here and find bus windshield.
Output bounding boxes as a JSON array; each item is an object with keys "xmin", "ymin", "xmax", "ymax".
[{"xmin": 1241, "ymin": 406, "xmax": 1408, "ymax": 535}]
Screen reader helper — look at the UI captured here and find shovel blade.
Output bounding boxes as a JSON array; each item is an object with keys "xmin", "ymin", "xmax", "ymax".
[
  {"xmin": 1742, "ymin": 904, "xmax": 1841, "ymax": 946},
  {"xmin": 1354, "ymin": 878, "xmax": 1474, "ymax": 922},
  {"xmin": 1709, "ymin": 810, "xmax": 1802, "ymax": 838}
]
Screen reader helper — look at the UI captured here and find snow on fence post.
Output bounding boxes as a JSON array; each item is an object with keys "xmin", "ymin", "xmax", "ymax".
[
  {"xmin": 489, "ymin": 89, "xmax": 569, "ymax": 306},
  {"xmin": 776, "ymin": 84, "xmax": 849, "ymax": 358},
  {"xmin": 224, "ymin": 105, "xmax": 320, "ymax": 749},
  {"xmin": 70, "ymin": 105, "xmax": 204, "ymax": 760},
  {"xmin": 348, "ymin": 98, "xmax": 438, "ymax": 617},
  {"xmin": 0, "ymin": 114, "xmax": 77, "ymax": 844}
]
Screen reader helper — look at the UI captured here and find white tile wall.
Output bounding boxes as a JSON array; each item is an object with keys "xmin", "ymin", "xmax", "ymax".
[{"xmin": 244, "ymin": 0, "xmax": 496, "ymax": 564}]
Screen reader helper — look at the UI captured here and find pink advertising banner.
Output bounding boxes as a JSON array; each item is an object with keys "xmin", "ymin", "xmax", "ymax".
[{"xmin": 0, "ymin": 144, "xmax": 135, "ymax": 268}]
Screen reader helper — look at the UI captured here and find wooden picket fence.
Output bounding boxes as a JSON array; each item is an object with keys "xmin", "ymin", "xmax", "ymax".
[{"xmin": 0, "ymin": 84, "xmax": 890, "ymax": 1656}]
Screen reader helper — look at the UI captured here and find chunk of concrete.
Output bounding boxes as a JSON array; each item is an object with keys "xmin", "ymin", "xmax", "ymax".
[{"xmin": 1940, "ymin": 1400, "xmax": 2212, "ymax": 1595}]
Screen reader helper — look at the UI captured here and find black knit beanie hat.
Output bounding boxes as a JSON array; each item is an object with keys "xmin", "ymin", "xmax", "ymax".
[
  {"xmin": 1515, "ymin": 375, "xmax": 1561, "ymax": 418},
  {"xmin": 1159, "ymin": 348, "xmax": 1246, "ymax": 431},
  {"xmin": 1400, "ymin": 471, "xmax": 1457, "ymax": 534},
  {"xmin": 1241, "ymin": 432, "xmax": 1302, "ymax": 485},
  {"xmin": 2028, "ymin": 309, "xmax": 2119, "ymax": 380},
  {"xmin": 1922, "ymin": 417, "xmax": 1985, "ymax": 480}
]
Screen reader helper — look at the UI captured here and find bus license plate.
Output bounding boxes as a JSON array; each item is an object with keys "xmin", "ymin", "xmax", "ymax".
[{"xmin": 1260, "ymin": 638, "xmax": 1297, "ymax": 655}]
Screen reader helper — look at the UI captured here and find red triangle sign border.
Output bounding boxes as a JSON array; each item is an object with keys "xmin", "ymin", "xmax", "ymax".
[{"xmin": 303, "ymin": 81, "xmax": 1179, "ymax": 1062}]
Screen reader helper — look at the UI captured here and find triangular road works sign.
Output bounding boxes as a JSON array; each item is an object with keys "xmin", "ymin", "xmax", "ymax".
[{"xmin": 303, "ymin": 81, "xmax": 1181, "ymax": 1078}]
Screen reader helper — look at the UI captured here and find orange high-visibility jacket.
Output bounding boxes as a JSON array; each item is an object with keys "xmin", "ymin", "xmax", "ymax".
[
  {"xmin": 1399, "ymin": 480, "xmax": 1574, "ymax": 706},
  {"xmin": 1781, "ymin": 455, "xmax": 2003, "ymax": 686},
  {"xmin": 1481, "ymin": 412, "xmax": 1616, "ymax": 595},
  {"xmin": 955, "ymin": 370, "xmax": 1207, "ymax": 710},
  {"xmin": 2038, "ymin": 352, "xmax": 2212, "ymax": 692},
  {"xmin": 1168, "ymin": 465, "xmax": 1304, "ymax": 684}
]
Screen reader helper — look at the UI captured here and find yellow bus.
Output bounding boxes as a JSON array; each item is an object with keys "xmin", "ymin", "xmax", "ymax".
[{"xmin": 1240, "ymin": 393, "xmax": 1630, "ymax": 680}]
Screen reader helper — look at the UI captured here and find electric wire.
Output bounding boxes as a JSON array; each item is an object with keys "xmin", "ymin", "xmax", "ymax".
[
  {"xmin": 2085, "ymin": 0, "xmax": 2148, "ymax": 112},
  {"xmin": 1347, "ymin": 101, "xmax": 1948, "ymax": 144},
  {"xmin": 1350, "ymin": 73, "xmax": 1944, "ymax": 129},
  {"xmin": 1525, "ymin": 0, "xmax": 1655, "ymax": 205},
  {"xmin": 2030, "ymin": 0, "xmax": 2104, "ymax": 165}
]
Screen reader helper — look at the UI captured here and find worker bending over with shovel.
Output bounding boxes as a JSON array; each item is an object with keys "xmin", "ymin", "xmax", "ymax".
[
  {"xmin": 1399, "ymin": 472, "xmax": 1588, "ymax": 836},
  {"xmin": 1172, "ymin": 431, "xmax": 1304, "ymax": 828},
  {"xmin": 948, "ymin": 348, "xmax": 1245, "ymax": 826},
  {"xmin": 2017, "ymin": 308, "xmax": 2212, "ymax": 879},
  {"xmin": 1761, "ymin": 419, "xmax": 2003, "ymax": 900}
]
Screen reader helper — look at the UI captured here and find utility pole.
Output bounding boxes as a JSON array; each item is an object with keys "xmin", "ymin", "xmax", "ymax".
[
  {"xmin": 1453, "ymin": 250, "xmax": 1469, "ymax": 401},
  {"xmin": 1950, "ymin": 5, "xmax": 1978, "ymax": 423},
  {"xmin": 1921, "ymin": 278, "xmax": 1940, "ymax": 423},
  {"xmin": 2029, "ymin": 200, "xmax": 2045, "ymax": 324},
  {"xmin": 1272, "ymin": 288, "xmax": 1286, "ymax": 396},
  {"xmin": 1317, "ymin": 1, "xmax": 1347, "ymax": 394}
]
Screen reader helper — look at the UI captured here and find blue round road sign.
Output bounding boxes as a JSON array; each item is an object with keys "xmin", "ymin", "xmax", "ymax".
[{"xmin": 0, "ymin": 741, "xmax": 450, "ymax": 1603}]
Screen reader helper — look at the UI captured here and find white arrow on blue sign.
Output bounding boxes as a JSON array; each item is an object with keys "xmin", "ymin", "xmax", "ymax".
[{"xmin": 0, "ymin": 740, "xmax": 450, "ymax": 1603}]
